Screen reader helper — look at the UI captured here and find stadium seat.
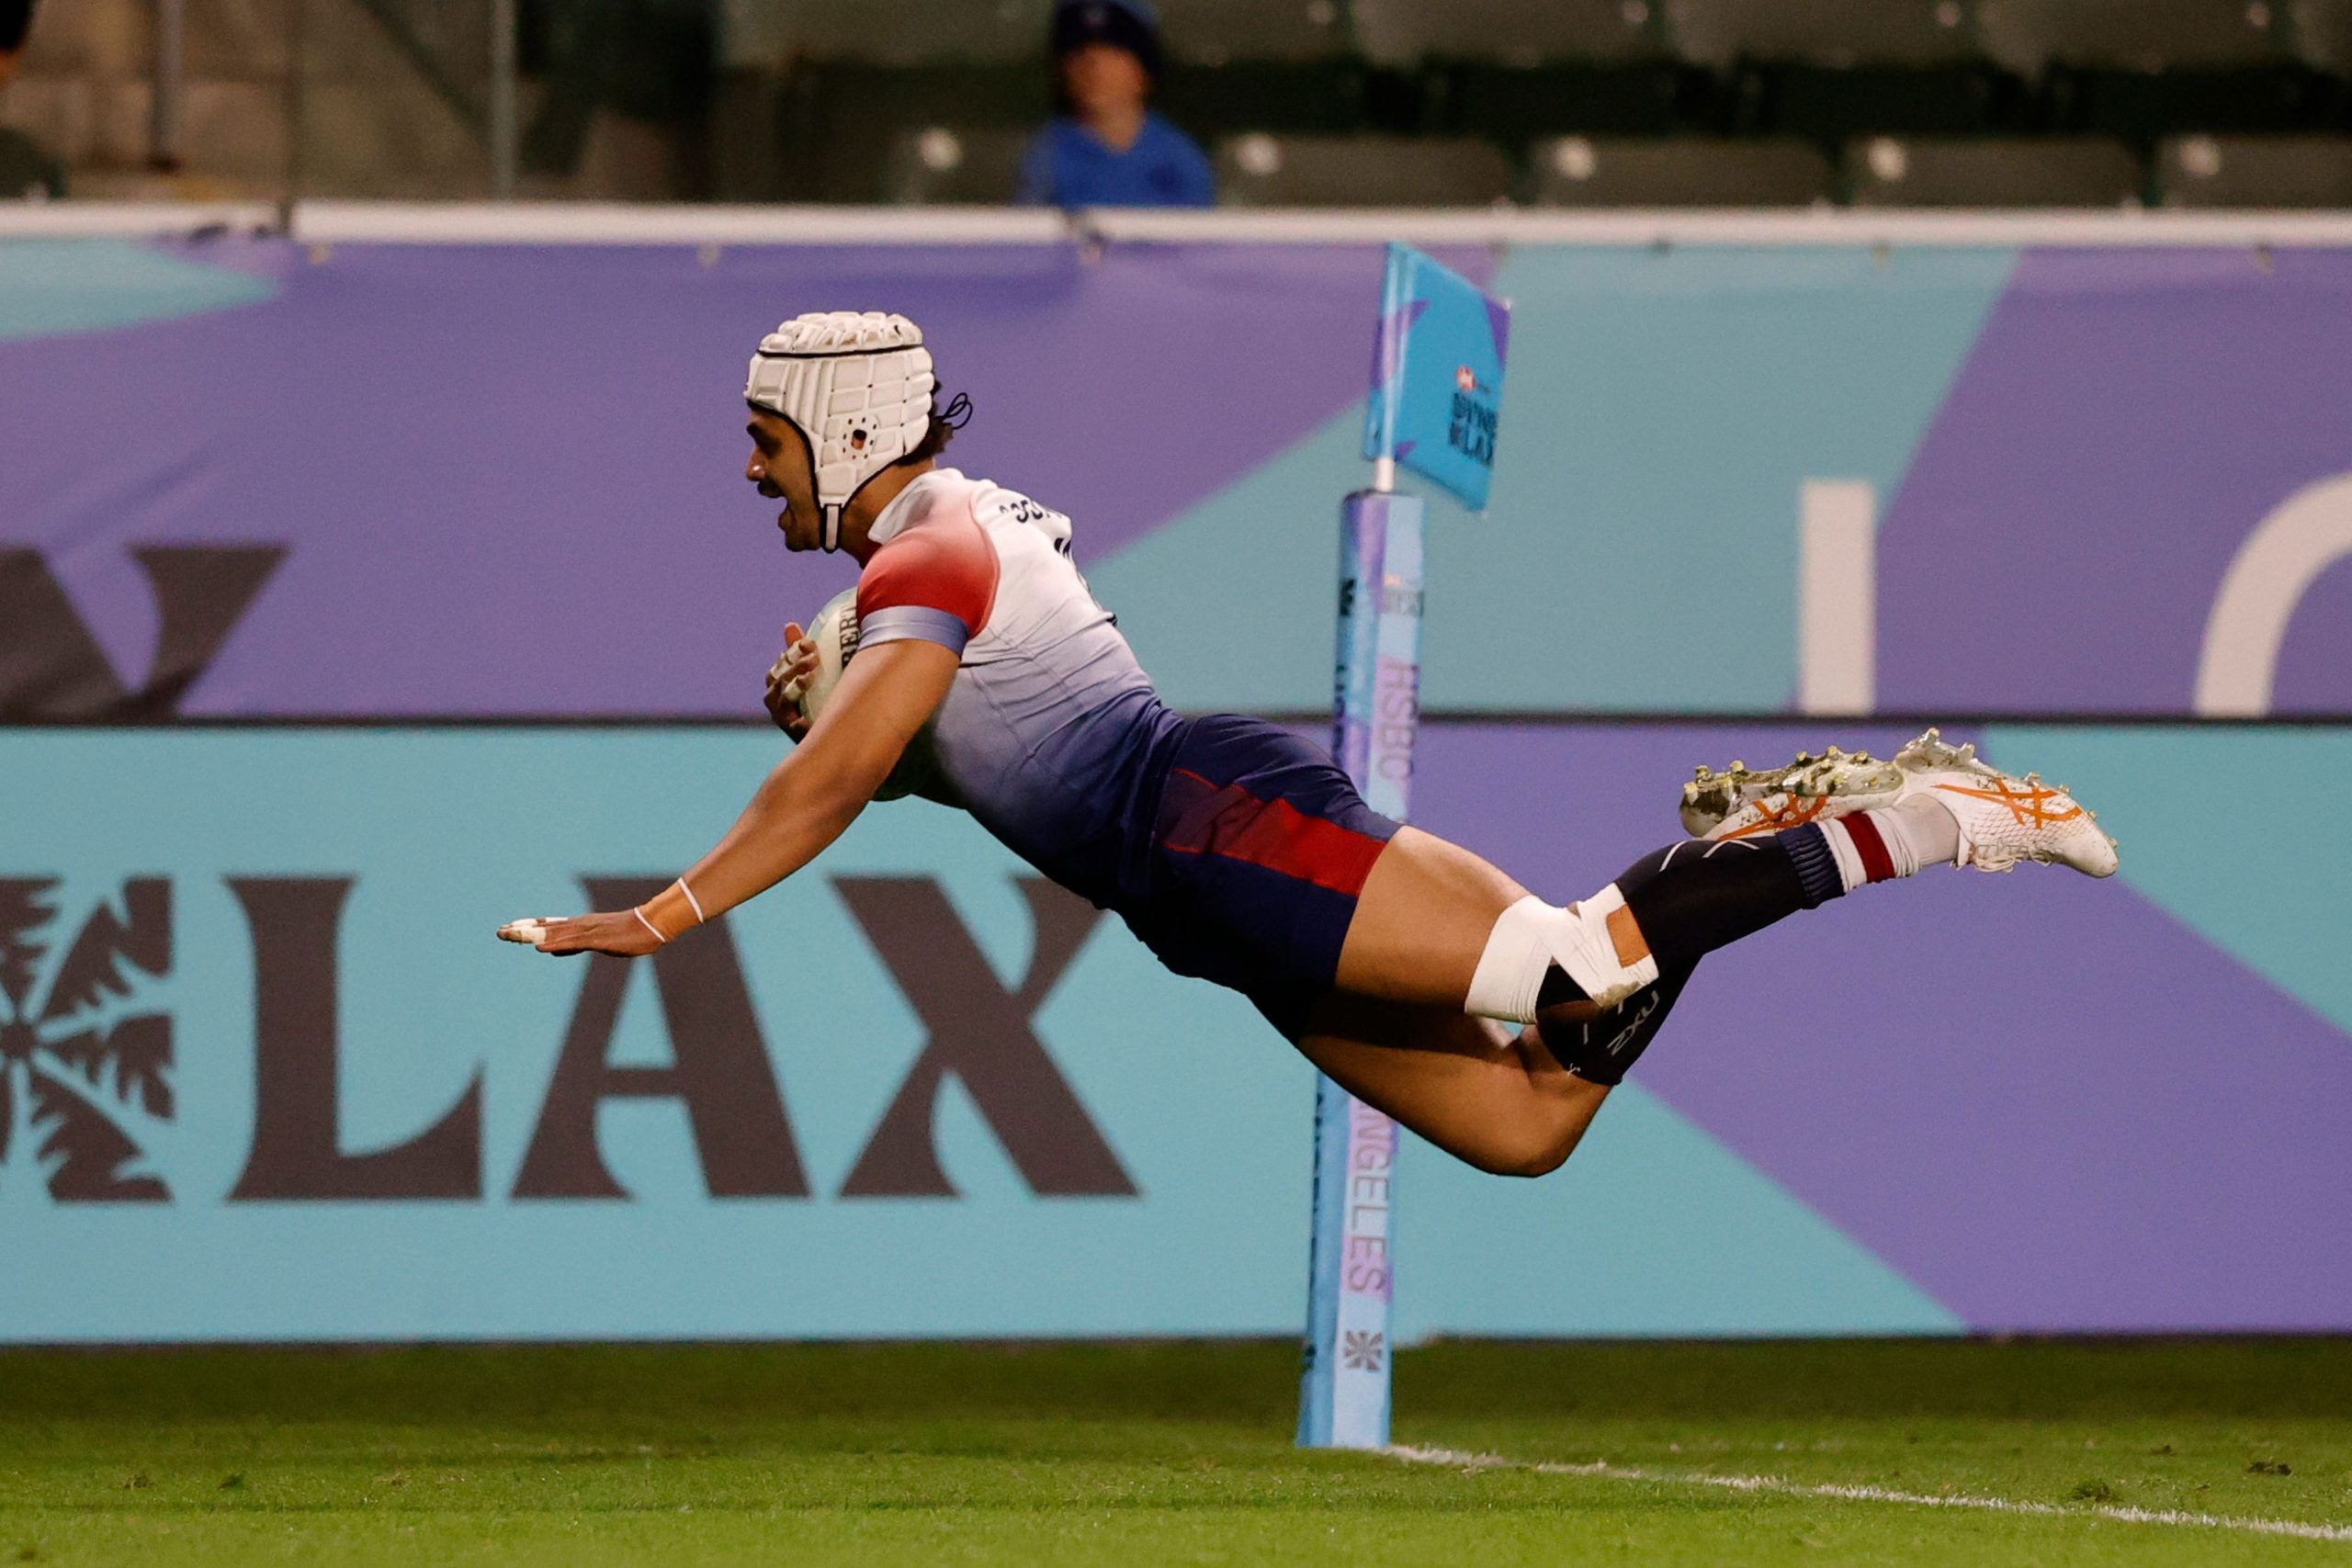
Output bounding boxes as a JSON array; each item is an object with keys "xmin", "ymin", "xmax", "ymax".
[
  {"xmin": 1356, "ymin": 0, "xmax": 1695, "ymax": 142},
  {"xmin": 886, "ymin": 126, "xmax": 1035, "ymax": 204},
  {"xmin": 1158, "ymin": 0, "xmax": 1351, "ymax": 64},
  {"xmin": 2160, "ymin": 133, "xmax": 2352, "ymax": 205},
  {"xmin": 1975, "ymin": 0, "xmax": 2281, "ymax": 75},
  {"xmin": 1352, "ymin": 0, "xmax": 1666, "ymax": 69},
  {"xmin": 1523, "ymin": 136, "xmax": 1834, "ymax": 205},
  {"xmin": 770, "ymin": 62, "xmax": 1053, "ymax": 202},
  {"xmin": 1975, "ymin": 0, "xmax": 2329, "ymax": 140},
  {"xmin": 1147, "ymin": 0, "xmax": 1372, "ymax": 137},
  {"xmin": 1664, "ymin": 0, "xmax": 2014, "ymax": 141},
  {"xmin": 1215, "ymin": 133, "xmax": 1514, "ymax": 206},
  {"xmin": 740, "ymin": 2, "xmax": 1369, "ymax": 191},
  {"xmin": 1425, "ymin": 61, "xmax": 1696, "ymax": 141},
  {"xmin": 2288, "ymin": 0, "xmax": 2352, "ymax": 124},
  {"xmin": 2290, "ymin": 0, "xmax": 2352, "ymax": 74},
  {"xmin": 708, "ymin": 69, "xmax": 791, "ymax": 201},
  {"xmin": 1667, "ymin": 0, "xmax": 1978, "ymax": 71},
  {"xmin": 1154, "ymin": 61, "xmax": 1374, "ymax": 137},
  {"xmin": 722, "ymin": 0, "xmax": 1059, "ymax": 67},
  {"xmin": 1843, "ymin": 135, "xmax": 2143, "ymax": 205}
]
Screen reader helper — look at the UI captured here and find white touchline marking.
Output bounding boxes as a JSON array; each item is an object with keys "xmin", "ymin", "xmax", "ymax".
[{"xmin": 1385, "ymin": 1445, "xmax": 2352, "ymax": 1544}]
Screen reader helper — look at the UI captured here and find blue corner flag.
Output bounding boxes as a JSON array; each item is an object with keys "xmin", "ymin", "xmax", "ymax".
[{"xmin": 1362, "ymin": 243, "xmax": 1511, "ymax": 511}]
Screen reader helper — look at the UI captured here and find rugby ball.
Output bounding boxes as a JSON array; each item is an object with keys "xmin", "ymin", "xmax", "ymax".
[
  {"xmin": 784, "ymin": 588, "xmax": 942, "ymax": 804},
  {"xmin": 794, "ymin": 588, "xmax": 861, "ymax": 725}
]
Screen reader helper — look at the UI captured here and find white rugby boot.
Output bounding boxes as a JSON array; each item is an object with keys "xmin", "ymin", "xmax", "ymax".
[
  {"xmin": 1679, "ymin": 746, "xmax": 1905, "ymax": 840},
  {"xmin": 1887, "ymin": 728, "xmax": 2119, "ymax": 877}
]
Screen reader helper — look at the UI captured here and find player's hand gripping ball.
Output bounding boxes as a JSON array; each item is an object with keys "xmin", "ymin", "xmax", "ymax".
[
  {"xmin": 765, "ymin": 588, "xmax": 856, "ymax": 738},
  {"xmin": 764, "ymin": 588, "xmax": 939, "ymax": 803},
  {"xmin": 763, "ymin": 618, "xmax": 823, "ymax": 739}
]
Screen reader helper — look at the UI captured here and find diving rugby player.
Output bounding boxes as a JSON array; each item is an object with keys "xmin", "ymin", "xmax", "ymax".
[{"xmin": 502, "ymin": 311, "xmax": 2116, "ymax": 1179}]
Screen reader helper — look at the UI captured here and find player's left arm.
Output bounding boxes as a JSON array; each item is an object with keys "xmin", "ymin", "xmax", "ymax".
[{"xmin": 512, "ymin": 638, "xmax": 958, "ymax": 957}]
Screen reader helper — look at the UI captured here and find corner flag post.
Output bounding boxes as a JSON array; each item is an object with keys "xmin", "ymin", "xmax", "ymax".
[{"xmin": 1298, "ymin": 243, "xmax": 1511, "ymax": 1450}]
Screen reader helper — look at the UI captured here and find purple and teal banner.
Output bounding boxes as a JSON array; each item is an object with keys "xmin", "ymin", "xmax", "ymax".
[
  {"xmin": 0, "ymin": 720, "xmax": 2344, "ymax": 1341},
  {"xmin": 4, "ymin": 228, "xmax": 2348, "ymax": 1339},
  {"xmin": 6, "ymin": 235, "xmax": 2351, "ymax": 719}
]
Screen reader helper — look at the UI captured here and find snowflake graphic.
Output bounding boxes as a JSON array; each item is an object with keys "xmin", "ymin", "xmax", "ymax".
[
  {"xmin": 0, "ymin": 878, "xmax": 173, "ymax": 1202},
  {"xmin": 1341, "ymin": 1330, "xmax": 1385, "ymax": 1373}
]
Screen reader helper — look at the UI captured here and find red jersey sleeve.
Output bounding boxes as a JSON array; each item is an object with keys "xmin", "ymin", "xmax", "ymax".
[{"xmin": 854, "ymin": 513, "xmax": 1000, "ymax": 657}]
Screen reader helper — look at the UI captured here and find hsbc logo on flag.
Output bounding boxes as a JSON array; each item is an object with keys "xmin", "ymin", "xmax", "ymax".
[{"xmin": 1454, "ymin": 365, "xmax": 1481, "ymax": 393}]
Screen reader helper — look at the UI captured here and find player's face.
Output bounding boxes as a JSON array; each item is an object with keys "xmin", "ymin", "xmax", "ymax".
[{"xmin": 745, "ymin": 408, "xmax": 822, "ymax": 551}]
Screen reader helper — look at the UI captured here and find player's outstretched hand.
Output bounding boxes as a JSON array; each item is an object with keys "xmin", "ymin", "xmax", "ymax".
[
  {"xmin": 763, "ymin": 621, "xmax": 818, "ymax": 740},
  {"xmin": 496, "ymin": 910, "xmax": 664, "ymax": 957}
]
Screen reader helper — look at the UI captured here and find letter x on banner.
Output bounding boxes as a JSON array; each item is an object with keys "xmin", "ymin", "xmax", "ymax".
[{"xmin": 1298, "ymin": 245, "xmax": 1510, "ymax": 1450}]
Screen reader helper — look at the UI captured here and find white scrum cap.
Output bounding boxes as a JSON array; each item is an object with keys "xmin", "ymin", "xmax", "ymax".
[{"xmin": 745, "ymin": 310, "xmax": 936, "ymax": 551}]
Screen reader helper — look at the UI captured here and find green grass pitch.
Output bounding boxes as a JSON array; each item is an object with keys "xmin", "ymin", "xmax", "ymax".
[{"xmin": 3, "ymin": 1338, "xmax": 2348, "ymax": 1564}]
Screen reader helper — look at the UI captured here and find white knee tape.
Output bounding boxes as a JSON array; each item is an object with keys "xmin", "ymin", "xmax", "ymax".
[
  {"xmin": 1465, "ymin": 896, "xmax": 1558, "ymax": 1023},
  {"xmin": 1464, "ymin": 889, "xmax": 1662, "ymax": 1024}
]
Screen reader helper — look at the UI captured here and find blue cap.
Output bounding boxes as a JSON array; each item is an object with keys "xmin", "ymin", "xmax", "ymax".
[{"xmin": 1051, "ymin": 0, "xmax": 1161, "ymax": 75}]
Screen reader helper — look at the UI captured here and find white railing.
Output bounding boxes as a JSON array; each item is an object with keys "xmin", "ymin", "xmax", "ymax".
[{"xmin": 8, "ymin": 203, "xmax": 2352, "ymax": 247}]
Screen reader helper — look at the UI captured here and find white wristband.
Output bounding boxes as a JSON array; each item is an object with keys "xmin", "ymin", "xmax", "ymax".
[
  {"xmin": 632, "ymin": 906, "xmax": 668, "ymax": 944},
  {"xmin": 677, "ymin": 877, "xmax": 707, "ymax": 925}
]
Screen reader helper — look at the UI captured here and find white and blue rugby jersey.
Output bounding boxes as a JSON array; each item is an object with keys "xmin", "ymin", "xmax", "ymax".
[{"xmin": 851, "ymin": 468, "xmax": 1185, "ymax": 907}]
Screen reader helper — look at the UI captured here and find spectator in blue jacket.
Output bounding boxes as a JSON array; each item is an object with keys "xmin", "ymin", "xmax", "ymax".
[{"xmin": 1017, "ymin": 0, "xmax": 1216, "ymax": 209}]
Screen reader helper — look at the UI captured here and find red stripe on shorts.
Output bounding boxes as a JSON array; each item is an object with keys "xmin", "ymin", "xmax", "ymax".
[
  {"xmin": 1841, "ymin": 811, "xmax": 1896, "ymax": 885},
  {"xmin": 1160, "ymin": 769, "xmax": 1387, "ymax": 896}
]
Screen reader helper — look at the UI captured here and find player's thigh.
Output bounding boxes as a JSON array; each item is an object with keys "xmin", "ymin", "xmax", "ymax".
[
  {"xmin": 1333, "ymin": 826, "xmax": 1530, "ymax": 1008},
  {"xmin": 1291, "ymin": 989, "xmax": 1610, "ymax": 1179}
]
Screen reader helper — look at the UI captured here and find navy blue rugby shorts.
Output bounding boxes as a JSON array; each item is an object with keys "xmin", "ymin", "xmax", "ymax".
[{"xmin": 1118, "ymin": 714, "xmax": 1401, "ymax": 1041}]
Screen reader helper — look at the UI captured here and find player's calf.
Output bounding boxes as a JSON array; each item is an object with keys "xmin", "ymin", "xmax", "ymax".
[
  {"xmin": 1464, "ymin": 805, "xmax": 1962, "ymax": 1084},
  {"xmin": 1464, "ymin": 731, "xmax": 2119, "ymax": 1088}
]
